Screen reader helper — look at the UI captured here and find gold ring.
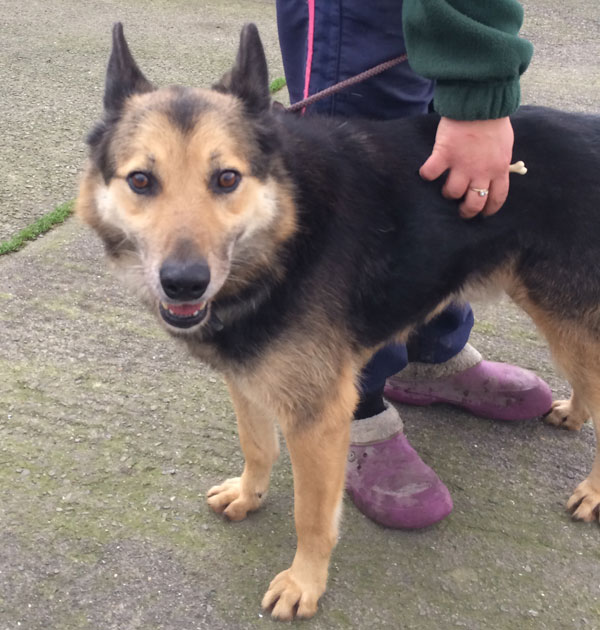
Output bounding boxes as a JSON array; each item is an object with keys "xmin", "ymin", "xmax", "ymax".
[{"xmin": 470, "ymin": 187, "xmax": 489, "ymax": 197}]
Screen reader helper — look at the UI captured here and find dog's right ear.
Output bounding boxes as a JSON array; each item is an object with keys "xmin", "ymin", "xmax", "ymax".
[
  {"xmin": 213, "ymin": 23, "xmax": 270, "ymax": 114},
  {"xmin": 104, "ymin": 23, "xmax": 154, "ymax": 112}
]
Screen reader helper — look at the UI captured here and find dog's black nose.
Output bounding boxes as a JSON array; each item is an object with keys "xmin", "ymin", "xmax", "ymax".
[{"xmin": 160, "ymin": 258, "xmax": 211, "ymax": 301}]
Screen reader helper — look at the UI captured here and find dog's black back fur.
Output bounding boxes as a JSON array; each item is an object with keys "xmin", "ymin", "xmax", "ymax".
[{"xmin": 206, "ymin": 105, "xmax": 600, "ymax": 361}]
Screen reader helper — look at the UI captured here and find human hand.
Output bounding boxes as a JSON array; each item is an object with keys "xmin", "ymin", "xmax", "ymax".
[{"xmin": 419, "ymin": 117, "xmax": 514, "ymax": 219}]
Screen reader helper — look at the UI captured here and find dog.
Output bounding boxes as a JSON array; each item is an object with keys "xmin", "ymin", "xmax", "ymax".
[{"xmin": 77, "ymin": 23, "xmax": 600, "ymax": 620}]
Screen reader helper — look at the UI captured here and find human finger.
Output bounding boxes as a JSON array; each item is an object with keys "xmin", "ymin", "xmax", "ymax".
[
  {"xmin": 442, "ymin": 169, "xmax": 470, "ymax": 200},
  {"xmin": 459, "ymin": 183, "xmax": 491, "ymax": 219},
  {"xmin": 482, "ymin": 172, "xmax": 510, "ymax": 216},
  {"xmin": 419, "ymin": 151, "xmax": 448, "ymax": 181}
]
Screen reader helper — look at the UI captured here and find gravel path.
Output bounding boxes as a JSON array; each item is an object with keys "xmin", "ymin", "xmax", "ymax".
[{"xmin": 1, "ymin": 1, "xmax": 599, "ymax": 628}]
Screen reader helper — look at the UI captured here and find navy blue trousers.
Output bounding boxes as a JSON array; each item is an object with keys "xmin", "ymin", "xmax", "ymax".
[{"xmin": 276, "ymin": 0, "xmax": 474, "ymax": 394}]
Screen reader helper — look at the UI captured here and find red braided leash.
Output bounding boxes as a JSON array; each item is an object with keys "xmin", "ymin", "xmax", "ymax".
[{"xmin": 285, "ymin": 54, "xmax": 408, "ymax": 113}]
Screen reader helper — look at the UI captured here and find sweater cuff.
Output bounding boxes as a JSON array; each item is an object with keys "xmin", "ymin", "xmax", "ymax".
[{"xmin": 433, "ymin": 77, "xmax": 521, "ymax": 120}]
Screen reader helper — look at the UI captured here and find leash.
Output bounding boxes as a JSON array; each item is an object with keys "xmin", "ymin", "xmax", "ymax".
[
  {"xmin": 286, "ymin": 54, "xmax": 408, "ymax": 113},
  {"xmin": 283, "ymin": 55, "xmax": 529, "ymax": 177}
]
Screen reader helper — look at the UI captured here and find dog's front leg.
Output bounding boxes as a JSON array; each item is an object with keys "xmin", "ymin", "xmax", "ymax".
[
  {"xmin": 207, "ymin": 379, "xmax": 279, "ymax": 521},
  {"xmin": 262, "ymin": 372, "xmax": 357, "ymax": 620}
]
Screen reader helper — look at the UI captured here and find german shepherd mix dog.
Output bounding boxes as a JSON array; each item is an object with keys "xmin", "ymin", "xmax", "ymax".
[{"xmin": 78, "ymin": 23, "xmax": 600, "ymax": 620}]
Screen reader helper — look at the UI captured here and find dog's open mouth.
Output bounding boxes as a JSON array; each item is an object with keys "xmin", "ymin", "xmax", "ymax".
[{"xmin": 159, "ymin": 301, "xmax": 209, "ymax": 329}]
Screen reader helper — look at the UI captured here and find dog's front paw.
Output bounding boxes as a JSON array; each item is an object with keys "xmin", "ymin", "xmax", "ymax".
[
  {"xmin": 206, "ymin": 477, "xmax": 263, "ymax": 521},
  {"xmin": 544, "ymin": 399, "xmax": 587, "ymax": 431},
  {"xmin": 567, "ymin": 478, "xmax": 600, "ymax": 522},
  {"xmin": 261, "ymin": 568, "xmax": 324, "ymax": 620}
]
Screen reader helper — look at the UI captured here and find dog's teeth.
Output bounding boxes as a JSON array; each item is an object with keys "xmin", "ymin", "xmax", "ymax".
[{"xmin": 161, "ymin": 300, "xmax": 206, "ymax": 318}]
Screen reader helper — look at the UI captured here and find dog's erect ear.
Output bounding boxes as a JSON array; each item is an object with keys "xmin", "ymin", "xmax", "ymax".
[
  {"xmin": 214, "ymin": 23, "xmax": 270, "ymax": 114},
  {"xmin": 104, "ymin": 23, "xmax": 154, "ymax": 112}
]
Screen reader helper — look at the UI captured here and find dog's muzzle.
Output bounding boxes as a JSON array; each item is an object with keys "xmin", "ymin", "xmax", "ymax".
[{"xmin": 159, "ymin": 257, "xmax": 211, "ymax": 328}]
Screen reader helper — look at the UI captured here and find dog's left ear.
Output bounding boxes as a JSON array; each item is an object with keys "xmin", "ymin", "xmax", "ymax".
[
  {"xmin": 214, "ymin": 23, "xmax": 270, "ymax": 114},
  {"xmin": 104, "ymin": 23, "xmax": 154, "ymax": 112}
]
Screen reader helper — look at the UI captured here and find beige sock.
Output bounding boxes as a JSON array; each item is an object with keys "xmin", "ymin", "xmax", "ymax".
[
  {"xmin": 350, "ymin": 403, "xmax": 403, "ymax": 445},
  {"xmin": 396, "ymin": 343, "xmax": 482, "ymax": 381}
]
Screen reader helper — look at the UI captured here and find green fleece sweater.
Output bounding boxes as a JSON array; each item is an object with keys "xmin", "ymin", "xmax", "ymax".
[{"xmin": 402, "ymin": 0, "xmax": 533, "ymax": 120}]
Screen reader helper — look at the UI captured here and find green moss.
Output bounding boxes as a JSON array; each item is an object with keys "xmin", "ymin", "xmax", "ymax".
[
  {"xmin": 509, "ymin": 326, "xmax": 544, "ymax": 344},
  {"xmin": 0, "ymin": 200, "xmax": 74, "ymax": 256},
  {"xmin": 472, "ymin": 320, "xmax": 496, "ymax": 335}
]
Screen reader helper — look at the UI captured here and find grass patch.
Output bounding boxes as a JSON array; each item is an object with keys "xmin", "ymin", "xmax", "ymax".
[
  {"xmin": 269, "ymin": 77, "xmax": 286, "ymax": 94},
  {"xmin": 0, "ymin": 200, "xmax": 74, "ymax": 256}
]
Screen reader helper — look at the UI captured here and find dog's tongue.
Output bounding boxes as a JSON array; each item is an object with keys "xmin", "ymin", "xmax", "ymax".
[{"xmin": 167, "ymin": 302, "xmax": 204, "ymax": 317}]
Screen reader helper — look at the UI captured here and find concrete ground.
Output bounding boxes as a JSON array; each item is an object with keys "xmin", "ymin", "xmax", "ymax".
[{"xmin": 1, "ymin": 1, "xmax": 599, "ymax": 628}]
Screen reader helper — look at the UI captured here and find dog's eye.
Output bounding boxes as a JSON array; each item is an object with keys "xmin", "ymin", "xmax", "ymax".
[
  {"xmin": 127, "ymin": 171, "xmax": 153, "ymax": 194},
  {"xmin": 213, "ymin": 169, "xmax": 241, "ymax": 193}
]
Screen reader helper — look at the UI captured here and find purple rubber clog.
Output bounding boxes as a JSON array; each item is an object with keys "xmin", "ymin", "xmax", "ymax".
[
  {"xmin": 385, "ymin": 359, "xmax": 552, "ymax": 421},
  {"xmin": 346, "ymin": 428, "xmax": 453, "ymax": 529}
]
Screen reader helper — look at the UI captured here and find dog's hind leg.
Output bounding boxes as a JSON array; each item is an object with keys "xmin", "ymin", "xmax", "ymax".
[
  {"xmin": 545, "ymin": 350, "xmax": 600, "ymax": 521},
  {"xmin": 565, "ymin": 383, "xmax": 600, "ymax": 522},
  {"xmin": 262, "ymin": 359, "xmax": 358, "ymax": 620},
  {"xmin": 519, "ymin": 302, "xmax": 600, "ymax": 522},
  {"xmin": 545, "ymin": 390, "xmax": 590, "ymax": 431},
  {"xmin": 207, "ymin": 379, "xmax": 280, "ymax": 521}
]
